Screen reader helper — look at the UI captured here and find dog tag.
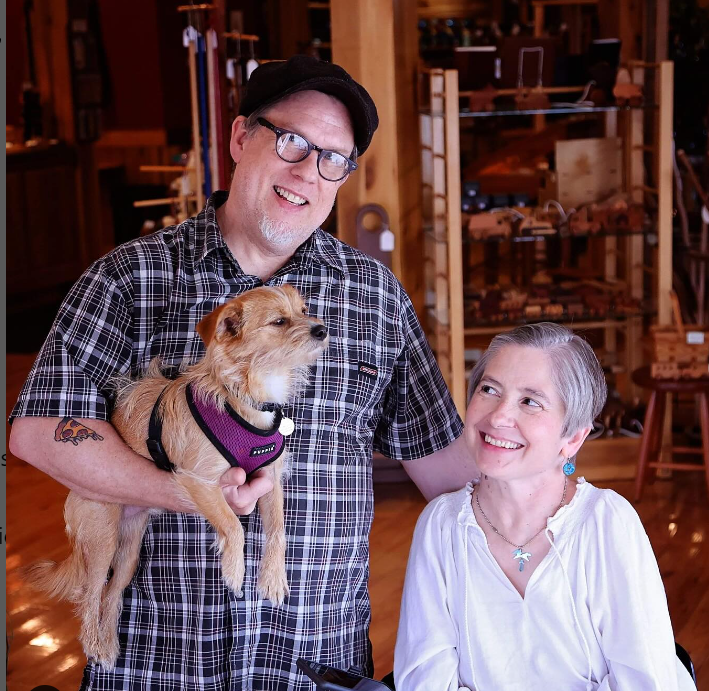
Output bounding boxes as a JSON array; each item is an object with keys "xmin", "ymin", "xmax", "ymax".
[{"xmin": 279, "ymin": 417, "xmax": 295, "ymax": 436}]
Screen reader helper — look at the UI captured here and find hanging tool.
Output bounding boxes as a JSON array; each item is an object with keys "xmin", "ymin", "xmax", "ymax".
[
  {"xmin": 196, "ymin": 31, "xmax": 213, "ymax": 197},
  {"xmin": 206, "ymin": 27, "xmax": 220, "ymax": 190},
  {"xmin": 183, "ymin": 25, "xmax": 204, "ymax": 208}
]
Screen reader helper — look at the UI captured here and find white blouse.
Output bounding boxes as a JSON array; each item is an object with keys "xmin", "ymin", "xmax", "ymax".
[{"xmin": 394, "ymin": 478, "xmax": 696, "ymax": 691}]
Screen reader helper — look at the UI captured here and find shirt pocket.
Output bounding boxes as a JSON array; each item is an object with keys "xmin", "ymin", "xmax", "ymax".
[{"xmin": 314, "ymin": 338, "xmax": 390, "ymax": 428}]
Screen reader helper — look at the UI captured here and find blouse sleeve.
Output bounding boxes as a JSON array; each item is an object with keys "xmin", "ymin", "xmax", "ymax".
[
  {"xmin": 394, "ymin": 499, "xmax": 464, "ymax": 691},
  {"xmin": 588, "ymin": 493, "xmax": 692, "ymax": 690}
]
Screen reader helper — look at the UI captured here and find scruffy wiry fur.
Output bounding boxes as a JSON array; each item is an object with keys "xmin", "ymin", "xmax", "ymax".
[{"xmin": 23, "ymin": 285, "xmax": 329, "ymax": 669}]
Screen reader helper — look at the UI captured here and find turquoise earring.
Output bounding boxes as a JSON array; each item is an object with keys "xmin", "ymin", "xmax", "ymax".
[{"xmin": 562, "ymin": 456, "xmax": 576, "ymax": 476}]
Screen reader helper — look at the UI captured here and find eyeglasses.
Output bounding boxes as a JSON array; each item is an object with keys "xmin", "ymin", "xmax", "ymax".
[{"xmin": 257, "ymin": 118, "xmax": 358, "ymax": 182}]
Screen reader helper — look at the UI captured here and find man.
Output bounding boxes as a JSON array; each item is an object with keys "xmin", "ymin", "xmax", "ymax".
[{"xmin": 10, "ymin": 55, "xmax": 475, "ymax": 690}]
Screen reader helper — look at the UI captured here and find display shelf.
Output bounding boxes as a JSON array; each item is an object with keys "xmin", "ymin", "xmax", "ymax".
[
  {"xmin": 419, "ymin": 64, "xmax": 674, "ymax": 414},
  {"xmin": 427, "ymin": 305, "xmax": 652, "ymax": 336},
  {"xmin": 462, "ymin": 309, "xmax": 653, "ymax": 334},
  {"xmin": 420, "ymin": 103, "xmax": 657, "ymax": 120},
  {"xmin": 424, "ymin": 222, "xmax": 654, "ymax": 244}
]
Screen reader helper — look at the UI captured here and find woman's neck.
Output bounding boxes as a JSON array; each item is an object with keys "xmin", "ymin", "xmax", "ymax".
[{"xmin": 475, "ymin": 472, "xmax": 572, "ymax": 540}]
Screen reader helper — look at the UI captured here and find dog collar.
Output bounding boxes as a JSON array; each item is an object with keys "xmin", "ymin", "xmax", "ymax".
[{"xmin": 146, "ymin": 384, "xmax": 291, "ymax": 475}]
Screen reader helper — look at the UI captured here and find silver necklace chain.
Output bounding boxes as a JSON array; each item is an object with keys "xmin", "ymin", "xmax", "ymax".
[{"xmin": 474, "ymin": 475, "xmax": 568, "ymax": 550}]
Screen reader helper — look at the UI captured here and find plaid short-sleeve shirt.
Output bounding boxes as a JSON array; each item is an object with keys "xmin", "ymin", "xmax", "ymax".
[{"xmin": 11, "ymin": 193, "xmax": 462, "ymax": 690}]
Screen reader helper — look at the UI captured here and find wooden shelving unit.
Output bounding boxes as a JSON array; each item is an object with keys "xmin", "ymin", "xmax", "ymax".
[{"xmin": 419, "ymin": 62, "xmax": 675, "ymax": 416}]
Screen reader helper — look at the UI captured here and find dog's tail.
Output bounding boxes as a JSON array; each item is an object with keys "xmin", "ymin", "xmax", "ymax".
[{"xmin": 22, "ymin": 550, "xmax": 87, "ymax": 603}]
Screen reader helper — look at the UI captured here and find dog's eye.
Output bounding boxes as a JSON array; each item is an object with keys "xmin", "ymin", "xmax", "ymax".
[
  {"xmin": 271, "ymin": 318, "xmax": 288, "ymax": 326},
  {"xmin": 301, "ymin": 307, "xmax": 307, "ymax": 316}
]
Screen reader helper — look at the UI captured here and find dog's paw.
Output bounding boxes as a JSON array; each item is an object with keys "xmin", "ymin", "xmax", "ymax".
[
  {"xmin": 80, "ymin": 619, "xmax": 117, "ymax": 670},
  {"xmin": 257, "ymin": 566, "xmax": 289, "ymax": 605},
  {"xmin": 213, "ymin": 532, "xmax": 228, "ymax": 555},
  {"xmin": 219, "ymin": 550, "xmax": 246, "ymax": 597},
  {"xmin": 92, "ymin": 631, "xmax": 120, "ymax": 671},
  {"xmin": 97, "ymin": 601, "xmax": 122, "ymax": 667}
]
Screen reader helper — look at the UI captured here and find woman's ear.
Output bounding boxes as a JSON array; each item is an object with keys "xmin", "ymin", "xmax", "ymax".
[{"xmin": 561, "ymin": 425, "xmax": 592, "ymax": 460}]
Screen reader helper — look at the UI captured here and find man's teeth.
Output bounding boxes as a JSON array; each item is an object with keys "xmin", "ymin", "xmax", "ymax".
[
  {"xmin": 275, "ymin": 186, "xmax": 307, "ymax": 205},
  {"xmin": 484, "ymin": 434, "xmax": 522, "ymax": 450}
]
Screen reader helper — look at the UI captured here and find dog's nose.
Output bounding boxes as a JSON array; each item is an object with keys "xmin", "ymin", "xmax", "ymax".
[{"xmin": 310, "ymin": 324, "xmax": 328, "ymax": 341}]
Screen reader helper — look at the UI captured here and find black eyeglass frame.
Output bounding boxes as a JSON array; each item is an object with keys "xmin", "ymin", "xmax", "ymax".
[{"xmin": 257, "ymin": 118, "xmax": 358, "ymax": 182}]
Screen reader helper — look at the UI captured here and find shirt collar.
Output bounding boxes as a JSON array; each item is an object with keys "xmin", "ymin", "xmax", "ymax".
[
  {"xmin": 192, "ymin": 191, "xmax": 229, "ymax": 265},
  {"xmin": 192, "ymin": 191, "xmax": 346, "ymax": 276}
]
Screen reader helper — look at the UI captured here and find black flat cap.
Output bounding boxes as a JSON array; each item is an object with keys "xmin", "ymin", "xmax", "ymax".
[{"xmin": 238, "ymin": 55, "xmax": 379, "ymax": 154}]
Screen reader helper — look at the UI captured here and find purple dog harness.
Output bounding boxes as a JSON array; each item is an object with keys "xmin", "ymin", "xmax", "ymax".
[{"xmin": 146, "ymin": 383, "xmax": 288, "ymax": 475}]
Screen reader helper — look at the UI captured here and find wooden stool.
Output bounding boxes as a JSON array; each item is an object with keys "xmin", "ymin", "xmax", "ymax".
[{"xmin": 632, "ymin": 366, "xmax": 709, "ymax": 502}]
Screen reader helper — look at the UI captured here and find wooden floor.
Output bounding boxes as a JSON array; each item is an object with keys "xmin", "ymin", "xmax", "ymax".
[{"xmin": 6, "ymin": 353, "xmax": 708, "ymax": 690}]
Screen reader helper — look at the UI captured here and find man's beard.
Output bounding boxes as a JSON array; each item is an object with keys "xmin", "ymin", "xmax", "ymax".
[{"xmin": 258, "ymin": 215, "xmax": 300, "ymax": 247}]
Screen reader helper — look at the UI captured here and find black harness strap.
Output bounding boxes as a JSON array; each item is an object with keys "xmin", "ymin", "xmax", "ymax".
[{"xmin": 146, "ymin": 386, "xmax": 176, "ymax": 472}]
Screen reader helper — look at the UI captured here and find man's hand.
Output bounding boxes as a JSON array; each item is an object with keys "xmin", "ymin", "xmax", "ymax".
[{"xmin": 220, "ymin": 466, "xmax": 275, "ymax": 515}]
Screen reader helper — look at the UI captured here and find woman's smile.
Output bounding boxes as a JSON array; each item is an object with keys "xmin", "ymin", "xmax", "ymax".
[{"xmin": 479, "ymin": 430, "xmax": 525, "ymax": 450}]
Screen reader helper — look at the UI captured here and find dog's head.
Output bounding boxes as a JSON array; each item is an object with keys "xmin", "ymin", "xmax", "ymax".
[{"xmin": 195, "ymin": 285, "xmax": 329, "ymax": 403}]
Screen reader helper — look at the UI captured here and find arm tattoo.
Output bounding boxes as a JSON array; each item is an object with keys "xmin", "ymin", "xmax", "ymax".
[{"xmin": 54, "ymin": 417, "xmax": 105, "ymax": 446}]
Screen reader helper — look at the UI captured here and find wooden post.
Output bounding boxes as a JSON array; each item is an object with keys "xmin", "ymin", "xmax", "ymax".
[
  {"xmin": 331, "ymin": 0, "xmax": 400, "ymax": 271},
  {"xmin": 604, "ymin": 110, "xmax": 618, "ymax": 366},
  {"xmin": 624, "ymin": 65, "xmax": 646, "ymax": 398},
  {"xmin": 656, "ymin": 61, "xmax": 674, "ymax": 327},
  {"xmin": 443, "ymin": 70, "xmax": 466, "ymax": 416},
  {"xmin": 429, "ymin": 72, "xmax": 452, "ymax": 397},
  {"xmin": 331, "ymin": 0, "xmax": 421, "ymax": 309},
  {"xmin": 644, "ymin": 0, "xmax": 669, "ymax": 63},
  {"xmin": 393, "ymin": 0, "xmax": 425, "ymax": 315}
]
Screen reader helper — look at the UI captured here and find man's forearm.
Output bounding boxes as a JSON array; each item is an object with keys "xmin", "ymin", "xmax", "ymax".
[
  {"xmin": 9, "ymin": 416, "xmax": 194, "ymax": 512},
  {"xmin": 400, "ymin": 434, "xmax": 478, "ymax": 501}
]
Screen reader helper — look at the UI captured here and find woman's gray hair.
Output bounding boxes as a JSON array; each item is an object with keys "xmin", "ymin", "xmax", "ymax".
[{"xmin": 467, "ymin": 322, "xmax": 607, "ymax": 438}]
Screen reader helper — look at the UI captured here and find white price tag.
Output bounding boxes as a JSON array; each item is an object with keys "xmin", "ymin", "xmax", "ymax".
[
  {"xmin": 246, "ymin": 59, "xmax": 259, "ymax": 80},
  {"xmin": 686, "ymin": 331, "xmax": 705, "ymax": 345},
  {"xmin": 379, "ymin": 229, "xmax": 395, "ymax": 252}
]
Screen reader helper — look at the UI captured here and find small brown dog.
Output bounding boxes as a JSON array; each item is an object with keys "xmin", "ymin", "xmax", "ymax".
[{"xmin": 24, "ymin": 284, "xmax": 329, "ymax": 668}]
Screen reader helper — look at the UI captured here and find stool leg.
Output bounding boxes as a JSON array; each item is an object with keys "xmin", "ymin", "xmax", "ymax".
[
  {"xmin": 647, "ymin": 392, "xmax": 666, "ymax": 486},
  {"xmin": 634, "ymin": 391, "xmax": 658, "ymax": 502},
  {"xmin": 699, "ymin": 393, "xmax": 709, "ymax": 499}
]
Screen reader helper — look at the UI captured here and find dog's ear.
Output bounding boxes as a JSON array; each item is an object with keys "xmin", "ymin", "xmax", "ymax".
[
  {"xmin": 196, "ymin": 304, "xmax": 225, "ymax": 347},
  {"xmin": 221, "ymin": 310, "xmax": 242, "ymax": 339},
  {"xmin": 196, "ymin": 301, "xmax": 244, "ymax": 346}
]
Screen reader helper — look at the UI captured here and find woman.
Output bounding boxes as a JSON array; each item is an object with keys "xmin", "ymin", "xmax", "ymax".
[{"xmin": 394, "ymin": 323, "xmax": 695, "ymax": 690}]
